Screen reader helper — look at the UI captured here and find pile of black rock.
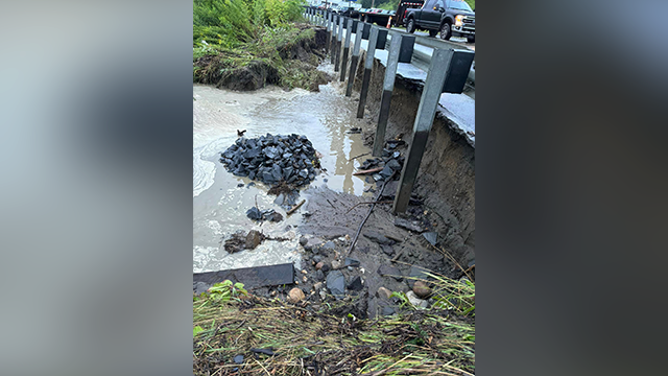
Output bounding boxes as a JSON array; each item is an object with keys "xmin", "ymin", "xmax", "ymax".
[
  {"xmin": 360, "ymin": 147, "xmax": 405, "ymax": 183},
  {"xmin": 220, "ymin": 133, "xmax": 321, "ymax": 187}
]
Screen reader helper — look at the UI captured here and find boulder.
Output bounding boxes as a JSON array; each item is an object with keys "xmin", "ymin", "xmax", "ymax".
[
  {"xmin": 377, "ymin": 286, "xmax": 392, "ymax": 300},
  {"xmin": 244, "ymin": 230, "xmax": 263, "ymax": 249}
]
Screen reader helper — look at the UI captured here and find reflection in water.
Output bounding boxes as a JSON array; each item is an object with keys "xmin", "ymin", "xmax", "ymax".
[{"xmin": 193, "ymin": 78, "xmax": 373, "ymax": 272}]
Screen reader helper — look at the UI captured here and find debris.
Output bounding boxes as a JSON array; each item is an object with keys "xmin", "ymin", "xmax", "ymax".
[
  {"xmin": 250, "ymin": 348, "xmax": 276, "ymax": 356},
  {"xmin": 315, "ymin": 261, "xmax": 325, "ymax": 270},
  {"xmin": 394, "ymin": 218, "xmax": 425, "ymax": 233},
  {"xmin": 344, "ymin": 258, "xmax": 360, "ymax": 267},
  {"xmin": 219, "ymin": 133, "xmax": 321, "ymax": 187},
  {"xmin": 244, "ymin": 230, "xmax": 264, "ymax": 249},
  {"xmin": 423, "ymin": 232, "xmax": 438, "ymax": 246},
  {"xmin": 347, "ymin": 276, "xmax": 363, "ymax": 291},
  {"xmin": 353, "ymin": 166, "xmax": 384, "ymax": 176},
  {"xmin": 286, "ymin": 199, "xmax": 306, "ymax": 215}
]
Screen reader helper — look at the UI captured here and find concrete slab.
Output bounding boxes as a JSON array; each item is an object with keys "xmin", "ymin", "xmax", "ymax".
[{"xmin": 193, "ymin": 263, "xmax": 294, "ymax": 289}]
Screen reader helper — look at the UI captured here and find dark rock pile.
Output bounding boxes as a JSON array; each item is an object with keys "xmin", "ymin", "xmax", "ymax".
[
  {"xmin": 360, "ymin": 148, "xmax": 405, "ymax": 183},
  {"xmin": 220, "ymin": 133, "xmax": 321, "ymax": 187},
  {"xmin": 246, "ymin": 207, "xmax": 283, "ymax": 222}
]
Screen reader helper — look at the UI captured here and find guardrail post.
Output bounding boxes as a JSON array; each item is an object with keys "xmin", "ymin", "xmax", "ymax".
[
  {"xmin": 331, "ymin": 15, "xmax": 338, "ymax": 64},
  {"xmin": 346, "ymin": 21, "xmax": 364, "ymax": 97},
  {"xmin": 356, "ymin": 26, "xmax": 378, "ymax": 118},
  {"xmin": 372, "ymin": 33, "xmax": 403, "ymax": 157},
  {"xmin": 325, "ymin": 12, "xmax": 332, "ymax": 53},
  {"xmin": 392, "ymin": 48, "xmax": 454, "ymax": 214},
  {"xmin": 335, "ymin": 18, "xmax": 344, "ymax": 72},
  {"xmin": 340, "ymin": 18, "xmax": 353, "ymax": 82}
]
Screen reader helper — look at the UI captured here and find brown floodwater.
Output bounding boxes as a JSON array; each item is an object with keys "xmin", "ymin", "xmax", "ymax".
[{"xmin": 193, "ymin": 74, "xmax": 374, "ymax": 272}]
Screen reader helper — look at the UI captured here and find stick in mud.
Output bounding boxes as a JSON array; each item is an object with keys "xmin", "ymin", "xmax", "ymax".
[
  {"xmin": 347, "ymin": 170, "xmax": 397, "ymax": 256},
  {"xmin": 286, "ymin": 199, "xmax": 306, "ymax": 216},
  {"xmin": 352, "ymin": 166, "xmax": 384, "ymax": 175},
  {"xmin": 348, "ymin": 152, "xmax": 370, "ymax": 161}
]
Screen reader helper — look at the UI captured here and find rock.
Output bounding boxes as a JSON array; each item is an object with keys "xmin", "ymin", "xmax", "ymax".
[
  {"xmin": 381, "ymin": 306, "xmax": 396, "ymax": 316},
  {"xmin": 246, "ymin": 207, "xmax": 262, "ymax": 220},
  {"xmin": 406, "ymin": 291, "xmax": 429, "ymax": 308},
  {"xmin": 377, "ymin": 265, "xmax": 402, "ymax": 281},
  {"xmin": 363, "ymin": 231, "xmax": 393, "ymax": 245},
  {"xmin": 312, "ymin": 255, "xmax": 323, "ymax": 264},
  {"xmin": 319, "ymin": 289, "xmax": 327, "ymax": 300},
  {"xmin": 413, "ymin": 281, "xmax": 432, "ymax": 299},
  {"xmin": 377, "ymin": 286, "xmax": 392, "ymax": 300},
  {"xmin": 193, "ymin": 281, "xmax": 209, "ymax": 295},
  {"xmin": 275, "ymin": 193, "xmax": 286, "ymax": 206},
  {"xmin": 315, "ymin": 261, "xmax": 325, "ymax": 270},
  {"xmin": 344, "ymin": 258, "xmax": 360, "ymax": 267},
  {"xmin": 237, "ymin": 183, "xmax": 245, "ymax": 187},
  {"xmin": 244, "ymin": 230, "xmax": 263, "ymax": 249},
  {"xmin": 315, "ymin": 270, "xmax": 325, "ymax": 281},
  {"xmin": 322, "ymin": 241, "xmax": 336, "ymax": 250},
  {"xmin": 394, "ymin": 218, "xmax": 424, "ymax": 233},
  {"xmin": 423, "ymin": 232, "xmax": 438, "ymax": 246},
  {"xmin": 320, "ymin": 263, "xmax": 331, "ymax": 273},
  {"xmin": 326, "ymin": 270, "xmax": 345, "ymax": 299},
  {"xmin": 234, "ymin": 355, "xmax": 244, "ymax": 364},
  {"xmin": 265, "ymin": 212, "xmax": 283, "ymax": 222},
  {"xmin": 332, "ymin": 260, "xmax": 342, "ymax": 270},
  {"xmin": 313, "ymin": 282, "xmax": 323, "ymax": 291},
  {"xmin": 299, "ymin": 236, "xmax": 308, "ymax": 246},
  {"xmin": 379, "ymin": 164, "xmax": 393, "ymax": 179},
  {"xmin": 288, "ymin": 287, "xmax": 305, "ymax": 303},
  {"xmin": 380, "ymin": 244, "xmax": 394, "ymax": 256},
  {"xmin": 347, "ymin": 276, "xmax": 363, "ymax": 291},
  {"xmin": 407, "ymin": 265, "xmax": 431, "ymax": 288}
]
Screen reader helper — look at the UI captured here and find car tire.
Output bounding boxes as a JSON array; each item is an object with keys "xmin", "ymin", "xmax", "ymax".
[
  {"xmin": 429, "ymin": 29, "xmax": 438, "ymax": 38},
  {"xmin": 440, "ymin": 21, "xmax": 452, "ymax": 40},
  {"xmin": 467, "ymin": 35, "xmax": 475, "ymax": 43},
  {"xmin": 406, "ymin": 18, "xmax": 415, "ymax": 33}
]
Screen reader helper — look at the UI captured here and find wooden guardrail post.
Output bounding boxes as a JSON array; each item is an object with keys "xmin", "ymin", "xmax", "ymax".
[
  {"xmin": 372, "ymin": 34, "xmax": 403, "ymax": 157},
  {"xmin": 346, "ymin": 20, "xmax": 364, "ymax": 97},
  {"xmin": 356, "ymin": 26, "xmax": 378, "ymax": 118},
  {"xmin": 392, "ymin": 48, "xmax": 454, "ymax": 214}
]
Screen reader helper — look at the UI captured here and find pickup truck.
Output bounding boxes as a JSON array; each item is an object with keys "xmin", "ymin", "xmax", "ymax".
[{"xmin": 404, "ymin": 0, "xmax": 475, "ymax": 42}]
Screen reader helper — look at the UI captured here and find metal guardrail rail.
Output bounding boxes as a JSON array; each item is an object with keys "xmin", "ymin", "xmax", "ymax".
[{"xmin": 303, "ymin": 7, "xmax": 474, "ymax": 84}]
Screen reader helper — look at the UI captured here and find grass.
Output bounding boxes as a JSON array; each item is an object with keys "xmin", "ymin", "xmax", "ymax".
[{"xmin": 193, "ymin": 274, "xmax": 475, "ymax": 375}]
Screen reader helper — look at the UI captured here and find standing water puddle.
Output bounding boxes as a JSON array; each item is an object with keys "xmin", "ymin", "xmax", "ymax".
[{"xmin": 193, "ymin": 76, "xmax": 373, "ymax": 272}]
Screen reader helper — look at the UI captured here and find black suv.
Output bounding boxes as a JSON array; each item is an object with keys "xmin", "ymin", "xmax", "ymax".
[{"xmin": 404, "ymin": 0, "xmax": 475, "ymax": 42}]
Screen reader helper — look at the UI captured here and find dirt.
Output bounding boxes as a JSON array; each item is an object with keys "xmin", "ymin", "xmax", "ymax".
[{"xmin": 194, "ymin": 26, "xmax": 331, "ymax": 92}]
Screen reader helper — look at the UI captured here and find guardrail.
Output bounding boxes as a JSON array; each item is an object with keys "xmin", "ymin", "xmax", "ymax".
[{"xmin": 303, "ymin": 7, "xmax": 474, "ymax": 214}]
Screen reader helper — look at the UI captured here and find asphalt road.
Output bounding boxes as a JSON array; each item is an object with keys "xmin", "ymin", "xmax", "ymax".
[{"xmin": 390, "ymin": 26, "xmax": 475, "ymax": 51}]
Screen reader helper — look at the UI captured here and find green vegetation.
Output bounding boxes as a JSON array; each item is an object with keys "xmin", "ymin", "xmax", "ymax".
[
  {"xmin": 193, "ymin": 274, "xmax": 475, "ymax": 375},
  {"xmin": 193, "ymin": 0, "xmax": 329, "ymax": 91}
]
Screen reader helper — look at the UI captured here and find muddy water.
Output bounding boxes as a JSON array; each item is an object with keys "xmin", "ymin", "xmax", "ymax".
[{"xmin": 193, "ymin": 75, "xmax": 373, "ymax": 272}]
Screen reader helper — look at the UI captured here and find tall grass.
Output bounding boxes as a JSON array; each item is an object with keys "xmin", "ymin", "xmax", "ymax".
[{"xmin": 193, "ymin": 0, "xmax": 306, "ymax": 50}]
